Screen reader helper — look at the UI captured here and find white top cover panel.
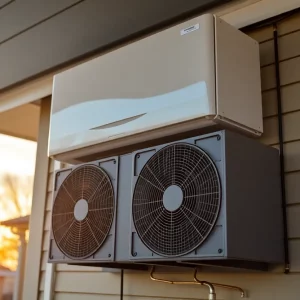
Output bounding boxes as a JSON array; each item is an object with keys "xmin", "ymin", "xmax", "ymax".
[{"xmin": 49, "ymin": 14, "xmax": 262, "ymax": 163}]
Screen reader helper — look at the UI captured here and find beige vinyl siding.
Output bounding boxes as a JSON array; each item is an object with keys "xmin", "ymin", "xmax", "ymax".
[
  {"xmin": 39, "ymin": 158, "xmax": 103, "ymax": 299},
  {"xmin": 39, "ymin": 159, "xmax": 54, "ymax": 299},
  {"xmin": 36, "ymin": 11, "xmax": 300, "ymax": 300},
  {"xmin": 251, "ymin": 13, "xmax": 300, "ymax": 275}
]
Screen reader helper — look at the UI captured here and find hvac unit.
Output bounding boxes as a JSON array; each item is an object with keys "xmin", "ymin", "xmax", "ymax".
[
  {"xmin": 48, "ymin": 13, "xmax": 262, "ymax": 165},
  {"xmin": 48, "ymin": 131, "xmax": 284, "ymax": 271}
]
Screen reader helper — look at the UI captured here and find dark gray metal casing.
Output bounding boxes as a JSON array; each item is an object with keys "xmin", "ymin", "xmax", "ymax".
[
  {"xmin": 48, "ymin": 130, "xmax": 284, "ymax": 269},
  {"xmin": 128, "ymin": 130, "xmax": 284, "ymax": 265}
]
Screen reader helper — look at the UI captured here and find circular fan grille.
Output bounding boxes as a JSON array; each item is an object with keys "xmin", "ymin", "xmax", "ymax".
[
  {"xmin": 52, "ymin": 165, "xmax": 114, "ymax": 259},
  {"xmin": 132, "ymin": 143, "xmax": 221, "ymax": 257}
]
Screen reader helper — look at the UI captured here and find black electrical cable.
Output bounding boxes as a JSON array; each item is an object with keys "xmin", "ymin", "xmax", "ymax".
[
  {"xmin": 273, "ymin": 23, "xmax": 290, "ymax": 274},
  {"xmin": 120, "ymin": 269, "xmax": 124, "ymax": 300}
]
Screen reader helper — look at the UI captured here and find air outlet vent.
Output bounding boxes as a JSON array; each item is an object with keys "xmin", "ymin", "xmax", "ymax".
[
  {"xmin": 132, "ymin": 143, "xmax": 221, "ymax": 257},
  {"xmin": 52, "ymin": 165, "xmax": 114, "ymax": 259}
]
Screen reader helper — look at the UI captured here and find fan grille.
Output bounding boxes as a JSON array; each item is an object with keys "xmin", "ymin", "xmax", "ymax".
[
  {"xmin": 52, "ymin": 165, "xmax": 114, "ymax": 259},
  {"xmin": 132, "ymin": 143, "xmax": 221, "ymax": 257}
]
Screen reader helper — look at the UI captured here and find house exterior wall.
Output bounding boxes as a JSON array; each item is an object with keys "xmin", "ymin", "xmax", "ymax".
[
  {"xmin": 23, "ymin": 2, "xmax": 300, "ymax": 300},
  {"xmin": 0, "ymin": 0, "xmax": 297, "ymax": 113},
  {"xmin": 0, "ymin": 0, "xmax": 230, "ymax": 91}
]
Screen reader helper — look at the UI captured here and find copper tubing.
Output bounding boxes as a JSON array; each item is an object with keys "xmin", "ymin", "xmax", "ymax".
[
  {"xmin": 150, "ymin": 266, "xmax": 216, "ymax": 299},
  {"xmin": 194, "ymin": 269, "xmax": 246, "ymax": 298},
  {"xmin": 149, "ymin": 266, "xmax": 246, "ymax": 299}
]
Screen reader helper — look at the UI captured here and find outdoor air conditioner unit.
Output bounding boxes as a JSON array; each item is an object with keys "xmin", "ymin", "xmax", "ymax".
[
  {"xmin": 48, "ymin": 13, "xmax": 262, "ymax": 165},
  {"xmin": 48, "ymin": 131, "xmax": 284, "ymax": 271}
]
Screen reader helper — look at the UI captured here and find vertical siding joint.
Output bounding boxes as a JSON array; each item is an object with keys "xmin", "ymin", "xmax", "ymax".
[{"xmin": 273, "ymin": 23, "xmax": 290, "ymax": 274}]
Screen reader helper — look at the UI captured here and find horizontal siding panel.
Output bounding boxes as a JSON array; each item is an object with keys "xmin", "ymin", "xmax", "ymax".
[
  {"xmin": 262, "ymin": 83, "xmax": 300, "ymax": 117},
  {"xmin": 279, "ymin": 30, "xmax": 300, "ymax": 61},
  {"xmin": 122, "ymin": 273, "xmax": 300, "ymax": 299},
  {"xmin": 285, "ymin": 141, "xmax": 300, "ymax": 173},
  {"xmin": 54, "ymin": 271, "xmax": 230, "ymax": 297},
  {"xmin": 290, "ymin": 240, "xmax": 300, "ymax": 272},
  {"xmin": 54, "ymin": 294, "xmax": 117, "ymax": 300},
  {"xmin": 49, "ymin": 159, "xmax": 55, "ymax": 173},
  {"xmin": 55, "ymin": 271, "xmax": 300, "ymax": 299},
  {"xmin": 41, "ymin": 250, "xmax": 48, "ymax": 271},
  {"xmin": 259, "ymin": 39, "xmax": 274, "ymax": 66},
  {"xmin": 55, "ymin": 272, "xmax": 122, "ymax": 295},
  {"xmin": 39, "ymin": 270, "xmax": 45, "ymax": 291},
  {"xmin": 280, "ymin": 82, "xmax": 300, "ymax": 113},
  {"xmin": 46, "ymin": 191, "xmax": 53, "ymax": 212},
  {"xmin": 56, "ymin": 264, "xmax": 102, "ymax": 272},
  {"xmin": 43, "ymin": 230, "xmax": 50, "ymax": 251},
  {"xmin": 278, "ymin": 13, "xmax": 300, "ymax": 36},
  {"xmin": 282, "ymin": 111, "xmax": 300, "ymax": 143},
  {"xmin": 44, "ymin": 211, "xmax": 51, "ymax": 230},
  {"xmin": 260, "ymin": 116, "xmax": 278, "ymax": 145},
  {"xmin": 261, "ymin": 64, "xmax": 276, "ymax": 91},
  {"xmin": 262, "ymin": 89, "xmax": 277, "ymax": 117},
  {"xmin": 260, "ymin": 111, "xmax": 300, "ymax": 145},
  {"xmin": 281, "ymin": 56, "xmax": 300, "ymax": 86},
  {"xmin": 53, "ymin": 294, "xmax": 209, "ymax": 300},
  {"xmin": 0, "ymin": 0, "xmax": 81, "ymax": 43},
  {"xmin": 286, "ymin": 172, "xmax": 300, "ymax": 205},
  {"xmin": 258, "ymin": 141, "xmax": 300, "ymax": 173},
  {"xmin": 259, "ymin": 31, "xmax": 300, "ymax": 67},
  {"xmin": 246, "ymin": 25, "xmax": 273, "ymax": 43},
  {"xmin": 48, "ymin": 172, "xmax": 54, "ymax": 192},
  {"xmin": 54, "ymin": 294, "xmax": 203, "ymax": 300},
  {"xmin": 261, "ymin": 56, "xmax": 300, "ymax": 92},
  {"xmin": 287, "ymin": 205, "xmax": 300, "ymax": 238}
]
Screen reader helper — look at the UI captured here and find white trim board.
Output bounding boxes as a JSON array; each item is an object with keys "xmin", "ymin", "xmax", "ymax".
[{"xmin": 43, "ymin": 160, "xmax": 61, "ymax": 300}]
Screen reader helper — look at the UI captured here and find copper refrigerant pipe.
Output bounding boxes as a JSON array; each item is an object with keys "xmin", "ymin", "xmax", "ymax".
[
  {"xmin": 149, "ymin": 266, "xmax": 246, "ymax": 299},
  {"xmin": 193, "ymin": 268, "xmax": 246, "ymax": 298},
  {"xmin": 150, "ymin": 266, "xmax": 216, "ymax": 300}
]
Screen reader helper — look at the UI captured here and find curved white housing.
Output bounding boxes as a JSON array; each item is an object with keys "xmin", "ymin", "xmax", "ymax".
[{"xmin": 49, "ymin": 14, "xmax": 262, "ymax": 163}]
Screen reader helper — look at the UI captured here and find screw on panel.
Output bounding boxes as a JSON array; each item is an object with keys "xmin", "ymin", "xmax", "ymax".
[
  {"xmin": 217, "ymin": 135, "xmax": 221, "ymax": 141},
  {"xmin": 113, "ymin": 160, "xmax": 116, "ymax": 164},
  {"xmin": 137, "ymin": 155, "xmax": 140, "ymax": 158},
  {"xmin": 133, "ymin": 252, "xmax": 137, "ymax": 257},
  {"xmin": 218, "ymin": 249, "xmax": 223, "ymax": 254},
  {"xmin": 108, "ymin": 254, "xmax": 111, "ymax": 257}
]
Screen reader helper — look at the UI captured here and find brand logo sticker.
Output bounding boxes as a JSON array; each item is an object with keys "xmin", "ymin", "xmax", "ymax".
[{"xmin": 180, "ymin": 24, "xmax": 199, "ymax": 36}]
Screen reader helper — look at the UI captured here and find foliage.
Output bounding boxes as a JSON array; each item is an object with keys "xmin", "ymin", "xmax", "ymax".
[
  {"xmin": 0, "ymin": 174, "xmax": 33, "ymax": 218},
  {"xmin": 0, "ymin": 229, "xmax": 19, "ymax": 270},
  {"xmin": 0, "ymin": 173, "xmax": 33, "ymax": 270}
]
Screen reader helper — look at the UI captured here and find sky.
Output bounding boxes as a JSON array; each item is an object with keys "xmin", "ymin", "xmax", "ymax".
[{"xmin": 0, "ymin": 134, "xmax": 37, "ymax": 177}]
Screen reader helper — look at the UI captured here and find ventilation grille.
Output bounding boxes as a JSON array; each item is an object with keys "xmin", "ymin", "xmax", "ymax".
[
  {"xmin": 132, "ymin": 143, "xmax": 221, "ymax": 257},
  {"xmin": 52, "ymin": 165, "xmax": 114, "ymax": 259}
]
